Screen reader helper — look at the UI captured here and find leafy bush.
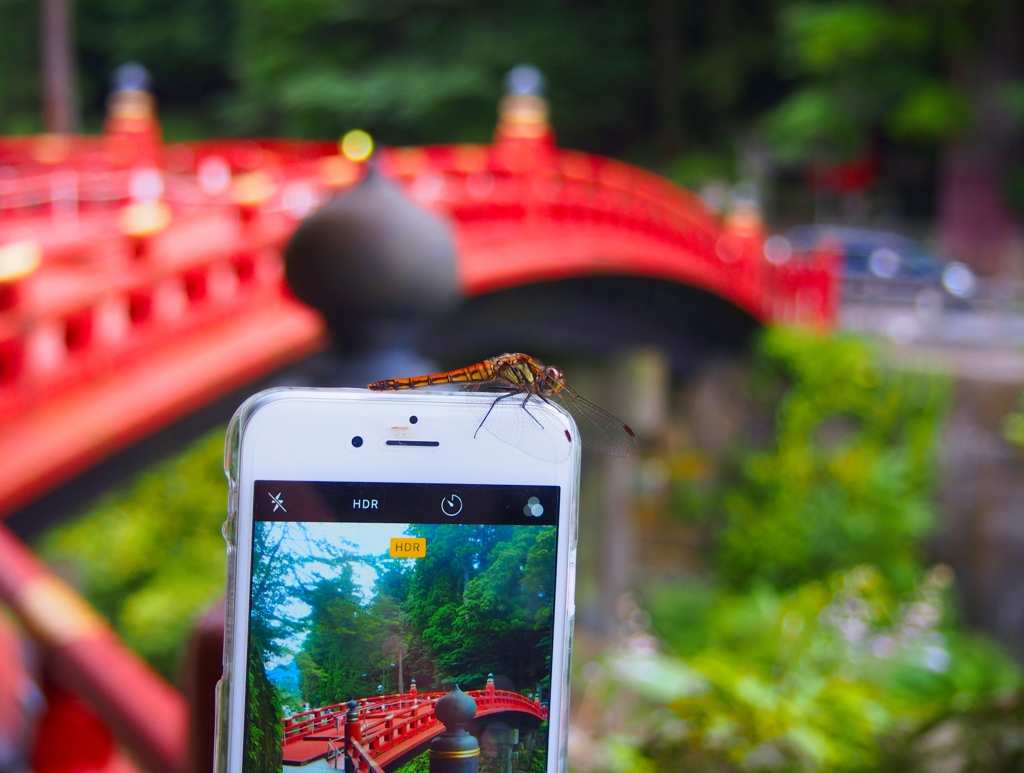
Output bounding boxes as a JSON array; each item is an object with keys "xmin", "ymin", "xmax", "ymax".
[
  {"xmin": 40, "ymin": 429, "xmax": 228, "ymax": 679},
  {"xmin": 569, "ymin": 328, "xmax": 1021, "ymax": 773},
  {"xmin": 572, "ymin": 566, "xmax": 1020, "ymax": 773},
  {"xmin": 712, "ymin": 328, "xmax": 950, "ymax": 591}
]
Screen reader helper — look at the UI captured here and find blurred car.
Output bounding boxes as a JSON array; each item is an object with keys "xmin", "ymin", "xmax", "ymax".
[{"xmin": 786, "ymin": 225, "xmax": 977, "ymax": 302}]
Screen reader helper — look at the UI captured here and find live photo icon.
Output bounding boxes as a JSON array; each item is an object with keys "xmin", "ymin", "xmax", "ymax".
[{"xmin": 390, "ymin": 537, "xmax": 427, "ymax": 558}]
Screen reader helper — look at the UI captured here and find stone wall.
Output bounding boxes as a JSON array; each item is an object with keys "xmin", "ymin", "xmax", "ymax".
[{"xmin": 478, "ymin": 724, "xmax": 545, "ymax": 773}]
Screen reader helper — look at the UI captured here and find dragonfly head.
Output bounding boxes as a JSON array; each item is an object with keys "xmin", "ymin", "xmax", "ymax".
[{"xmin": 543, "ymin": 365, "xmax": 566, "ymax": 393}]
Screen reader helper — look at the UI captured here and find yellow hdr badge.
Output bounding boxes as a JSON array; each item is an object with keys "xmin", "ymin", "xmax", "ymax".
[{"xmin": 389, "ymin": 537, "xmax": 427, "ymax": 558}]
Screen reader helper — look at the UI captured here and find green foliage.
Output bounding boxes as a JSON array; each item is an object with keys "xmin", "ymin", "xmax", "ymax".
[
  {"xmin": 886, "ymin": 82, "xmax": 971, "ymax": 141},
  {"xmin": 763, "ymin": 88, "xmax": 865, "ymax": 163},
  {"xmin": 245, "ymin": 646, "xmax": 283, "ymax": 773},
  {"xmin": 0, "ymin": 0, "xmax": 40, "ymax": 133},
  {"xmin": 394, "ymin": 751, "xmax": 430, "ymax": 773},
  {"xmin": 580, "ymin": 565, "xmax": 1020, "ymax": 773},
  {"xmin": 715, "ymin": 328, "xmax": 950, "ymax": 591},
  {"xmin": 40, "ymin": 429, "xmax": 228, "ymax": 679},
  {"xmin": 666, "ymin": 151, "xmax": 735, "ymax": 189},
  {"xmin": 779, "ymin": 4, "xmax": 928, "ymax": 75},
  {"xmin": 3, "ymin": 0, "xmax": 1001, "ymax": 203},
  {"xmin": 0, "ymin": 0, "xmax": 234, "ymax": 136},
  {"xmin": 570, "ymin": 329, "xmax": 1021, "ymax": 773},
  {"xmin": 296, "ymin": 564, "xmax": 385, "ymax": 706},
  {"xmin": 279, "ymin": 522, "xmax": 557, "ymax": 711},
  {"xmin": 410, "ymin": 524, "xmax": 556, "ymax": 689},
  {"xmin": 764, "ymin": 0, "xmax": 982, "ymax": 161},
  {"xmin": 1003, "ymin": 391, "xmax": 1024, "ymax": 450},
  {"xmin": 530, "ymin": 742, "xmax": 548, "ymax": 773},
  {"xmin": 227, "ymin": 0, "xmax": 650, "ymax": 148}
]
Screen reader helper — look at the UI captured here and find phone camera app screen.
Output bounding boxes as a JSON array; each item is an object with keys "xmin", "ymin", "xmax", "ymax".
[{"xmin": 245, "ymin": 481, "xmax": 561, "ymax": 772}]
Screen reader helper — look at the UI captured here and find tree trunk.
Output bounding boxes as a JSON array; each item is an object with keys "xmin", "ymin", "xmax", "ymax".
[
  {"xmin": 936, "ymin": 0, "xmax": 1021, "ymax": 277},
  {"xmin": 40, "ymin": 0, "xmax": 78, "ymax": 133}
]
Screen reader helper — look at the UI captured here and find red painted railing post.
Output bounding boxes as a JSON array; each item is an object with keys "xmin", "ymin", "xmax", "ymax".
[
  {"xmin": 344, "ymin": 699, "xmax": 362, "ymax": 773},
  {"xmin": 0, "ymin": 525, "xmax": 187, "ymax": 773}
]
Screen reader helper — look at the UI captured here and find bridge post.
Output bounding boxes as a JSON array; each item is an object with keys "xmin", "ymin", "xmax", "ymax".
[
  {"xmin": 485, "ymin": 674, "xmax": 495, "ymax": 696},
  {"xmin": 344, "ymin": 700, "xmax": 361, "ymax": 773},
  {"xmin": 429, "ymin": 686, "xmax": 479, "ymax": 773}
]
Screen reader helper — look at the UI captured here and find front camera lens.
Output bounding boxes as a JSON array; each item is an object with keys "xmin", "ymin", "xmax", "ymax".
[
  {"xmin": 351, "ymin": 436, "xmax": 363, "ymax": 447},
  {"xmin": 409, "ymin": 415, "xmax": 418, "ymax": 424}
]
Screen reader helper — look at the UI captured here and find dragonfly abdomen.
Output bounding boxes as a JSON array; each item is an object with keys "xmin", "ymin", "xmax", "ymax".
[{"xmin": 367, "ymin": 361, "xmax": 496, "ymax": 391}]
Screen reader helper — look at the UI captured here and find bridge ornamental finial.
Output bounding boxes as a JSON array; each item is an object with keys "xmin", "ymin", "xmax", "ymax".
[
  {"xmin": 504, "ymin": 65, "xmax": 545, "ymax": 97},
  {"xmin": 107, "ymin": 62, "xmax": 154, "ymax": 122},
  {"xmin": 497, "ymin": 65, "xmax": 550, "ymax": 142},
  {"xmin": 104, "ymin": 61, "xmax": 161, "ymax": 158},
  {"xmin": 486, "ymin": 673, "xmax": 495, "ymax": 695},
  {"xmin": 283, "ymin": 168, "xmax": 460, "ymax": 348},
  {"xmin": 430, "ymin": 686, "xmax": 479, "ymax": 773}
]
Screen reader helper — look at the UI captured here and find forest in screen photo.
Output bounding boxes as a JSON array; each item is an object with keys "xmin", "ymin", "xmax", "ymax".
[{"xmin": 243, "ymin": 519, "xmax": 557, "ymax": 770}]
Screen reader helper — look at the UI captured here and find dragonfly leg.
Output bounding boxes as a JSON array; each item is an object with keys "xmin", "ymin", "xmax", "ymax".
[
  {"xmin": 520, "ymin": 393, "xmax": 545, "ymax": 429},
  {"xmin": 474, "ymin": 391, "xmax": 517, "ymax": 439}
]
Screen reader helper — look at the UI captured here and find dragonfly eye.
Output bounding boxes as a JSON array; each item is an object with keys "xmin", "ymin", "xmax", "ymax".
[{"xmin": 546, "ymin": 366, "xmax": 564, "ymax": 385}]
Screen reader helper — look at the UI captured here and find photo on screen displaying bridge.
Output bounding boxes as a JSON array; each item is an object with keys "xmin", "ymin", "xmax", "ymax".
[{"xmin": 246, "ymin": 519, "xmax": 555, "ymax": 772}]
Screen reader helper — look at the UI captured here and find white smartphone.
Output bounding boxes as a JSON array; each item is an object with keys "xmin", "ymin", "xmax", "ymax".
[{"xmin": 218, "ymin": 387, "xmax": 580, "ymax": 773}]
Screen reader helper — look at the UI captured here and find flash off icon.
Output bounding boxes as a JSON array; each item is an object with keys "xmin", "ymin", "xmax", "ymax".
[{"xmin": 523, "ymin": 497, "xmax": 544, "ymax": 517}]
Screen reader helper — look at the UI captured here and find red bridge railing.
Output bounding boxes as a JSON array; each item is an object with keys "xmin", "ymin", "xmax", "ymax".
[
  {"xmin": 282, "ymin": 685, "xmax": 547, "ymax": 767},
  {"xmin": 347, "ymin": 739, "xmax": 386, "ymax": 773}
]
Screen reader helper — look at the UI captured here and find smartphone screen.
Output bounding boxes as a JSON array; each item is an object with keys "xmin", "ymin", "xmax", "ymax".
[{"xmin": 243, "ymin": 479, "xmax": 562, "ymax": 772}]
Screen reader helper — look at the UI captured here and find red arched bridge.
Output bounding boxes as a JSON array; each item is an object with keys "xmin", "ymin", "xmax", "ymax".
[
  {"xmin": 282, "ymin": 684, "xmax": 547, "ymax": 770},
  {"xmin": 0, "ymin": 78, "xmax": 836, "ymax": 773},
  {"xmin": 0, "ymin": 85, "xmax": 836, "ymax": 522}
]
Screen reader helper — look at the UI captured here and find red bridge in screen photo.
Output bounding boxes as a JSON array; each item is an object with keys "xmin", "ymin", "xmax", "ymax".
[{"xmin": 282, "ymin": 678, "xmax": 547, "ymax": 771}]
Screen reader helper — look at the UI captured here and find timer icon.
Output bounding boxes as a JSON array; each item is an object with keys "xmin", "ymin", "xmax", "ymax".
[{"xmin": 441, "ymin": 495, "xmax": 463, "ymax": 517}]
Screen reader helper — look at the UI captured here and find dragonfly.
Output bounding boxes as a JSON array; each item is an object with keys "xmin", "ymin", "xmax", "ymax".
[{"xmin": 367, "ymin": 353, "xmax": 637, "ymax": 461}]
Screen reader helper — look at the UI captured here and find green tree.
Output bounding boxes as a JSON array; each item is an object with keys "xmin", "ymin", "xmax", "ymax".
[
  {"xmin": 763, "ymin": 0, "xmax": 1023, "ymax": 270},
  {"xmin": 227, "ymin": 0, "xmax": 651, "ymax": 150},
  {"xmin": 399, "ymin": 523, "xmax": 556, "ymax": 692},
  {"xmin": 245, "ymin": 521, "xmax": 326, "ymax": 770},
  {"xmin": 296, "ymin": 566, "xmax": 378, "ymax": 706},
  {"xmin": 444, "ymin": 527, "xmax": 556, "ymax": 689},
  {"xmin": 713, "ymin": 328, "xmax": 950, "ymax": 591},
  {"xmin": 764, "ymin": 1, "xmax": 975, "ymax": 163},
  {"xmin": 244, "ymin": 647, "xmax": 282, "ymax": 773}
]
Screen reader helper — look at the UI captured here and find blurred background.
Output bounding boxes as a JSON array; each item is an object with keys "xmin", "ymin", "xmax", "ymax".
[{"xmin": 2, "ymin": 0, "xmax": 1024, "ymax": 772}]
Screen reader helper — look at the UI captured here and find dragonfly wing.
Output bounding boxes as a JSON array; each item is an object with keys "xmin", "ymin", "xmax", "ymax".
[
  {"xmin": 548, "ymin": 388, "xmax": 638, "ymax": 457},
  {"xmin": 464, "ymin": 391, "xmax": 573, "ymax": 463},
  {"xmin": 459, "ymin": 381, "xmax": 510, "ymax": 393}
]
